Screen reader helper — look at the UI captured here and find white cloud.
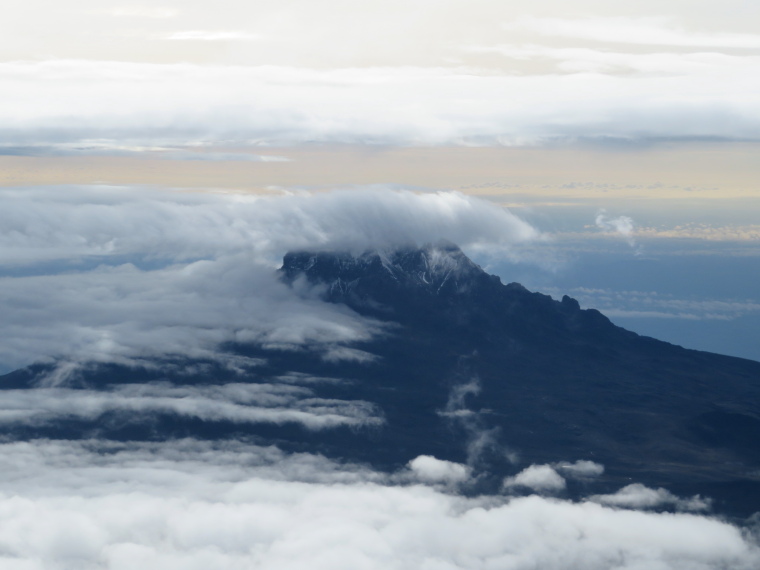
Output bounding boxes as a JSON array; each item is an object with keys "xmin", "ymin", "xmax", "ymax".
[
  {"xmin": 468, "ymin": 44, "xmax": 760, "ymax": 75},
  {"xmin": 603, "ymin": 309, "xmax": 733, "ymax": 321},
  {"xmin": 438, "ymin": 376, "xmax": 509, "ymax": 466},
  {"xmin": 543, "ymin": 286, "xmax": 760, "ymax": 322},
  {"xmin": 406, "ymin": 455, "xmax": 471, "ymax": 485},
  {"xmin": 595, "ymin": 210, "xmax": 639, "ymax": 252},
  {"xmin": 636, "ymin": 224, "xmax": 760, "ymax": 241},
  {"xmin": 111, "ymin": 7, "xmax": 179, "ymax": 19},
  {"xmin": 0, "ymin": 186, "xmax": 538, "ymax": 265},
  {"xmin": 1, "ymin": 59, "xmax": 759, "ymax": 147},
  {"xmin": 0, "ymin": 255, "xmax": 384, "ymax": 370},
  {"xmin": 0, "ymin": 186, "xmax": 538, "ymax": 371},
  {"xmin": 157, "ymin": 151, "xmax": 290, "ymax": 161},
  {"xmin": 0, "ymin": 439, "xmax": 755, "ymax": 570},
  {"xmin": 555, "ymin": 460, "xmax": 605, "ymax": 479},
  {"xmin": 0, "ymin": 383, "xmax": 382, "ymax": 431},
  {"xmin": 595, "ymin": 210, "xmax": 635, "ymax": 238},
  {"xmin": 164, "ymin": 31, "xmax": 261, "ymax": 41},
  {"xmin": 590, "ymin": 483, "xmax": 712, "ymax": 512},
  {"xmin": 504, "ymin": 464, "xmax": 566, "ymax": 493},
  {"xmin": 503, "ymin": 16, "xmax": 760, "ymax": 49},
  {"xmin": 0, "ymin": 144, "xmax": 292, "ymax": 162}
]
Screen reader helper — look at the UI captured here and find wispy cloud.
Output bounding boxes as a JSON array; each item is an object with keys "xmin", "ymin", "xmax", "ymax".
[
  {"xmin": 0, "ymin": 383, "xmax": 382, "ymax": 430},
  {"xmin": 590, "ymin": 483, "xmax": 711, "ymax": 512},
  {"xmin": 467, "ymin": 43, "xmax": 760, "ymax": 75},
  {"xmin": 111, "ymin": 7, "xmax": 179, "ymax": 19},
  {"xmin": 0, "ymin": 186, "xmax": 538, "ymax": 371},
  {"xmin": 1, "ymin": 59, "xmax": 759, "ymax": 147},
  {"xmin": 164, "ymin": 31, "xmax": 261, "ymax": 41},
  {"xmin": 0, "ymin": 144, "xmax": 291, "ymax": 162},
  {"xmin": 503, "ymin": 16, "xmax": 760, "ymax": 49},
  {"xmin": 543, "ymin": 286, "xmax": 760, "ymax": 322},
  {"xmin": 595, "ymin": 210, "xmax": 640, "ymax": 253},
  {"xmin": 595, "ymin": 211, "xmax": 635, "ymax": 238},
  {"xmin": 636, "ymin": 223, "xmax": 760, "ymax": 241}
]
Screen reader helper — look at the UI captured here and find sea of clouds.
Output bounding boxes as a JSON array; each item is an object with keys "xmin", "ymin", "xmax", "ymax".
[{"xmin": 0, "ymin": 439, "xmax": 758, "ymax": 570}]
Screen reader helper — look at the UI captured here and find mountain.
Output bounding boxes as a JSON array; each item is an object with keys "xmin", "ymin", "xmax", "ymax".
[
  {"xmin": 281, "ymin": 243, "xmax": 760, "ymax": 511},
  {"xmin": 3, "ymin": 242, "xmax": 760, "ymax": 518}
]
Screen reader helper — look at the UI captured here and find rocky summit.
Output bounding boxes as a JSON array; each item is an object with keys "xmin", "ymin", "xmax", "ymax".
[{"xmin": 281, "ymin": 240, "xmax": 620, "ymax": 340}]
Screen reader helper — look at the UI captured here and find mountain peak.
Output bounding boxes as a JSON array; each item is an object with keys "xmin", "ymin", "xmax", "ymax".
[
  {"xmin": 280, "ymin": 242, "xmax": 619, "ymax": 342},
  {"xmin": 281, "ymin": 240, "xmax": 497, "ymax": 300}
]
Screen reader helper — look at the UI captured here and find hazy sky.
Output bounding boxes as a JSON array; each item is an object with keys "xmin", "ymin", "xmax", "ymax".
[
  {"xmin": 1, "ymin": 3, "xmax": 757, "ymax": 377},
  {"xmin": 2, "ymin": 0, "xmax": 760, "ymax": 148},
  {"xmin": 5, "ymin": 0, "xmax": 760, "ymax": 66}
]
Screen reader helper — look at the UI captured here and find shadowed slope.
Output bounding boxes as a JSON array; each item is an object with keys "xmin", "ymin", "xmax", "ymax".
[{"xmin": 2, "ymin": 242, "xmax": 760, "ymax": 517}]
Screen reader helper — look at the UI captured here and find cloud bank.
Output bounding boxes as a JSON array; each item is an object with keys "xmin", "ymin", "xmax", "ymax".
[
  {"xmin": 0, "ymin": 186, "xmax": 538, "ymax": 371},
  {"xmin": 0, "ymin": 382, "xmax": 382, "ymax": 430},
  {"xmin": 1, "ymin": 58, "xmax": 759, "ymax": 147},
  {"xmin": 0, "ymin": 439, "xmax": 757, "ymax": 570},
  {"xmin": 503, "ymin": 16, "xmax": 760, "ymax": 48},
  {"xmin": 543, "ymin": 286, "xmax": 760, "ymax": 322}
]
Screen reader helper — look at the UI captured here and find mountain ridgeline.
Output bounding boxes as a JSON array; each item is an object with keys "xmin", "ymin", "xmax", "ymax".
[
  {"xmin": 281, "ymin": 242, "xmax": 760, "ymax": 515},
  {"xmin": 3, "ymin": 242, "xmax": 760, "ymax": 517},
  {"xmin": 281, "ymin": 241, "xmax": 624, "ymax": 343}
]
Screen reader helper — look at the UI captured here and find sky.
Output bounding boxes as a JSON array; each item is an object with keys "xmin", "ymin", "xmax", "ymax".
[{"xmin": 2, "ymin": 1, "xmax": 760, "ymax": 567}]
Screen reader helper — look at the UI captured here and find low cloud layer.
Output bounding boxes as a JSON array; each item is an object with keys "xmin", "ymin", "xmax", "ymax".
[
  {"xmin": 1, "ymin": 57, "xmax": 759, "ymax": 147},
  {"xmin": 0, "ymin": 186, "xmax": 538, "ymax": 371},
  {"xmin": 0, "ymin": 382, "xmax": 382, "ymax": 431},
  {"xmin": 503, "ymin": 16, "xmax": 760, "ymax": 48},
  {"xmin": 590, "ymin": 483, "xmax": 712, "ymax": 513},
  {"xmin": 0, "ymin": 439, "xmax": 757, "ymax": 570},
  {"xmin": 543, "ymin": 286, "xmax": 760, "ymax": 322},
  {"xmin": 0, "ymin": 145, "xmax": 291, "ymax": 162}
]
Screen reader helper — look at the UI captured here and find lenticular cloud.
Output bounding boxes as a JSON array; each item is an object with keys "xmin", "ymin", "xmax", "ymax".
[
  {"xmin": 0, "ymin": 440, "xmax": 757, "ymax": 570},
  {"xmin": 0, "ymin": 185, "xmax": 539, "ymax": 265},
  {"xmin": 0, "ymin": 186, "xmax": 538, "ymax": 371}
]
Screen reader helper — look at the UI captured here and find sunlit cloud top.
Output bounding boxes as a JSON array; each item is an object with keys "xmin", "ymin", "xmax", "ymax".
[
  {"xmin": 503, "ymin": 16, "xmax": 760, "ymax": 48},
  {"xmin": 2, "ymin": 1, "xmax": 759, "ymax": 148}
]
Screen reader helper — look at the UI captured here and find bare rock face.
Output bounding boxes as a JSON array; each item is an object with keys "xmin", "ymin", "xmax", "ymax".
[
  {"xmin": 281, "ymin": 241, "xmax": 618, "ymax": 341},
  {"xmin": 282, "ymin": 242, "xmax": 760, "ymax": 517}
]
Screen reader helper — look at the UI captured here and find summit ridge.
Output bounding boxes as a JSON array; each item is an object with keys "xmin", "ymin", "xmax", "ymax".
[{"xmin": 281, "ymin": 241, "xmax": 617, "ymax": 341}]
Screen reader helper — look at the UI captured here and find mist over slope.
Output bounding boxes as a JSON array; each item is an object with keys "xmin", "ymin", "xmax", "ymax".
[
  {"xmin": 4, "ymin": 241, "xmax": 760, "ymax": 515},
  {"xmin": 1, "ymin": 188, "xmax": 759, "ymax": 569}
]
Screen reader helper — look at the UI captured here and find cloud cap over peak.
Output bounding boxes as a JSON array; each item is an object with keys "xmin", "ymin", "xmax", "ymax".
[{"xmin": 0, "ymin": 186, "xmax": 539, "ymax": 370}]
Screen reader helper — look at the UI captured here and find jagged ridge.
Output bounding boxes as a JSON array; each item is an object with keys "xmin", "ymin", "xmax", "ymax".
[{"xmin": 281, "ymin": 241, "xmax": 620, "ymax": 343}]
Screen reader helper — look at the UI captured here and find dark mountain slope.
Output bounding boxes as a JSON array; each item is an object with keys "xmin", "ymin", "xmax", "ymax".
[
  {"xmin": 2, "ymin": 242, "xmax": 760, "ymax": 517},
  {"xmin": 279, "ymin": 242, "xmax": 760, "ymax": 513}
]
